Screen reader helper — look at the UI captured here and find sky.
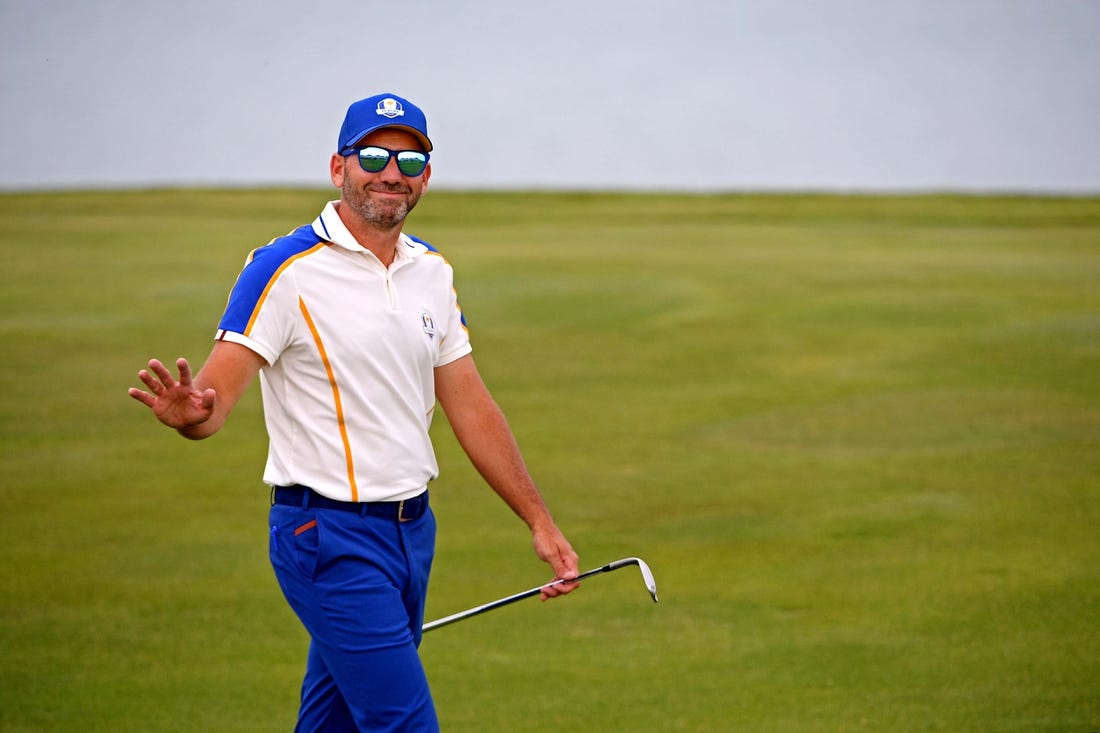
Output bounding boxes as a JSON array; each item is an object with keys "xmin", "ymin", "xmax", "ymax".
[{"xmin": 2, "ymin": 0, "xmax": 1098, "ymax": 193}]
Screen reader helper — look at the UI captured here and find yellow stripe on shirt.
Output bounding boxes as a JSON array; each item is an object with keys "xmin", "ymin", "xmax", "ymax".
[{"xmin": 298, "ymin": 295, "xmax": 360, "ymax": 502}]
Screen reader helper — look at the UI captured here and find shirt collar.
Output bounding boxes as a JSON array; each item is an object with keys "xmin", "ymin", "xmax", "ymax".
[{"xmin": 311, "ymin": 200, "xmax": 427, "ymax": 262}]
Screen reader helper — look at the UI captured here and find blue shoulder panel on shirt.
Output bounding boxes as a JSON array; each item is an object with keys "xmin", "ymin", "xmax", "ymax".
[
  {"xmin": 406, "ymin": 233, "xmax": 439, "ymax": 253},
  {"xmin": 218, "ymin": 224, "xmax": 319, "ymax": 333}
]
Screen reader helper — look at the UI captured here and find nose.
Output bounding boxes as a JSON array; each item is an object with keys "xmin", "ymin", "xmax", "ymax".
[{"xmin": 377, "ymin": 156, "xmax": 406, "ymax": 182}]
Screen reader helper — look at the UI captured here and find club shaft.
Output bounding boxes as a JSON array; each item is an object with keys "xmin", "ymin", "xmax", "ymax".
[{"xmin": 421, "ymin": 561, "xmax": 630, "ymax": 633}]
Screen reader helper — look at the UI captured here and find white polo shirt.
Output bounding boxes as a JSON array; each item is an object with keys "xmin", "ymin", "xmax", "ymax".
[{"xmin": 215, "ymin": 201, "xmax": 472, "ymax": 502}]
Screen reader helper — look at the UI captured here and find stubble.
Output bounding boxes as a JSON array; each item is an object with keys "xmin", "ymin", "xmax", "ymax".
[{"xmin": 342, "ymin": 178, "xmax": 421, "ymax": 231}]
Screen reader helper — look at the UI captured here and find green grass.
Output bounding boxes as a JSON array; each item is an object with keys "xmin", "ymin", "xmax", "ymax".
[{"xmin": 1, "ymin": 189, "xmax": 1098, "ymax": 731}]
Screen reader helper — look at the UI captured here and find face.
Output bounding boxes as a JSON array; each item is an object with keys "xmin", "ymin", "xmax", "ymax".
[{"xmin": 331, "ymin": 128, "xmax": 431, "ymax": 231}]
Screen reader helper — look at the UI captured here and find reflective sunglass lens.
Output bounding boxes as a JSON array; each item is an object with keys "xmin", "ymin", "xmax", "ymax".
[
  {"xmin": 356, "ymin": 147, "xmax": 428, "ymax": 176},
  {"xmin": 396, "ymin": 152, "xmax": 427, "ymax": 176},
  {"xmin": 358, "ymin": 147, "xmax": 391, "ymax": 172}
]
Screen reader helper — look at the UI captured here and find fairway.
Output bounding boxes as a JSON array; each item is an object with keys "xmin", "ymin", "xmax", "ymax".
[{"xmin": 1, "ymin": 189, "xmax": 1098, "ymax": 731}]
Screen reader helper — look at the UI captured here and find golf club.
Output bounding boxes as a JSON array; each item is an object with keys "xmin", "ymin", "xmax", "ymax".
[{"xmin": 422, "ymin": 556, "xmax": 658, "ymax": 633}]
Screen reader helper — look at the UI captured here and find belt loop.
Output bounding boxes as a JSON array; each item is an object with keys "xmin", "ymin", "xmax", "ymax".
[{"xmin": 300, "ymin": 486, "xmax": 311, "ymax": 510}]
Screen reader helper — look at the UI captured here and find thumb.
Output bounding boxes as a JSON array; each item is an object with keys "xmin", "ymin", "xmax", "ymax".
[{"xmin": 547, "ymin": 537, "xmax": 579, "ymax": 580}]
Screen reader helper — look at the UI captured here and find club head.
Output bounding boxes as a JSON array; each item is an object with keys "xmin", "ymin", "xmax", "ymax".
[{"xmin": 618, "ymin": 557, "xmax": 659, "ymax": 602}]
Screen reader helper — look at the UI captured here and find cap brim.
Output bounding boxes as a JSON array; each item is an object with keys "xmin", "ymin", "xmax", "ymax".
[{"xmin": 346, "ymin": 123, "xmax": 433, "ymax": 153}]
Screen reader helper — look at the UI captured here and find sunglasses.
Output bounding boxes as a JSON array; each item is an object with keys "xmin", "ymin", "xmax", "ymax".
[{"xmin": 345, "ymin": 146, "xmax": 430, "ymax": 177}]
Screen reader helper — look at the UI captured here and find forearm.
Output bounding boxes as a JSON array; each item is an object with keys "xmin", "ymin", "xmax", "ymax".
[
  {"xmin": 450, "ymin": 403, "xmax": 557, "ymax": 532},
  {"xmin": 435, "ymin": 356, "xmax": 578, "ymax": 587},
  {"xmin": 448, "ymin": 397, "xmax": 579, "ymax": 590}
]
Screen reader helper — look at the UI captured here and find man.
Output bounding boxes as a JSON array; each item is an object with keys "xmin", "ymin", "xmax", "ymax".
[{"xmin": 128, "ymin": 92, "xmax": 579, "ymax": 732}]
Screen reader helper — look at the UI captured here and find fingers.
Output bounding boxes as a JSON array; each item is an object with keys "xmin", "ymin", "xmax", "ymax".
[
  {"xmin": 146, "ymin": 358, "xmax": 176, "ymax": 389},
  {"xmin": 135, "ymin": 357, "xmax": 190, "ymax": 392},
  {"xmin": 131, "ymin": 357, "xmax": 192, "ymax": 407},
  {"xmin": 551, "ymin": 539, "xmax": 580, "ymax": 582},
  {"xmin": 176, "ymin": 357, "xmax": 193, "ymax": 386},
  {"xmin": 128, "ymin": 386, "xmax": 156, "ymax": 407},
  {"xmin": 541, "ymin": 580, "xmax": 578, "ymax": 600},
  {"xmin": 129, "ymin": 356, "xmax": 215, "ymax": 431},
  {"xmin": 137, "ymin": 368, "xmax": 159, "ymax": 392},
  {"xmin": 536, "ymin": 531, "xmax": 581, "ymax": 600},
  {"xmin": 540, "ymin": 576, "xmax": 580, "ymax": 601}
]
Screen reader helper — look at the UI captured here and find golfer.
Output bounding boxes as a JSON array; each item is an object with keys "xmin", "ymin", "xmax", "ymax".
[{"xmin": 129, "ymin": 92, "xmax": 580, "ymax": 732}]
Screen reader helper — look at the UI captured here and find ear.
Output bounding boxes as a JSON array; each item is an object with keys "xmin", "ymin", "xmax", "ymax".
[
  {"xmin": 330, "ymin": 153, "xmax": 347, "ymax": 189},
  {"xmin": 420, "ymin": 162, "xmax": 431, "ymax": 193}
]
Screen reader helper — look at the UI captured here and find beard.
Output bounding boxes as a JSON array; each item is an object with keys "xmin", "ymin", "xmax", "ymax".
[{"xmin": 342, "ymin": 177, "xmax": 422, "ymax": 230}]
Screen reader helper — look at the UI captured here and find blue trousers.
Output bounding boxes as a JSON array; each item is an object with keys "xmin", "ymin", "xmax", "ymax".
[{"xmin": 269, "ymin": 499, "xmax": 439, "ymax": 732}]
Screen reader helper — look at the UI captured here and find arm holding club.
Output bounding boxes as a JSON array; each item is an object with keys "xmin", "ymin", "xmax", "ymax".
[{"xmin": 435, "ymin": 354, "xmax": 579, "ymax": 599}]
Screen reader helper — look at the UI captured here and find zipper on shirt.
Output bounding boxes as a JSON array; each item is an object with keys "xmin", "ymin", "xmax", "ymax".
[
  {"xmin": 364, "ymin": 248, "xmax": 406, "ymax": 312},
  {"xmin": 383, "ymin": 258, "xmax": 410, "ymax": 312},
  {"xmin": 384, "ymin": 269, "xmax": 398, "ymax": 311}
]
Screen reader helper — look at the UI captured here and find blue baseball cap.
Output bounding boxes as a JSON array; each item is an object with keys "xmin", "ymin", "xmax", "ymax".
[{"xmin": 337, "ymin": 93, "xmax": 433, "ymax": 153}]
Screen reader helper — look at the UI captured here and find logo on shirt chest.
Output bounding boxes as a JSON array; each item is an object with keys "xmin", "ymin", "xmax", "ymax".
[{"xmin": 420, "ymin": 311, "xmax": 438, "ymax": 340}]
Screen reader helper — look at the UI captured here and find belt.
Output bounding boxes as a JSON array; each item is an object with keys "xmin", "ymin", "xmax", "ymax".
[{"xmin": 272, "ymin": 485, "xmax": 428, "ymax": 523}]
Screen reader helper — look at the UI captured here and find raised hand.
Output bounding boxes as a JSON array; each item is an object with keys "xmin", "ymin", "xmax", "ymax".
[{"xmin": 128, "ymin": 357, "xmax": 216, "ymax": 430}]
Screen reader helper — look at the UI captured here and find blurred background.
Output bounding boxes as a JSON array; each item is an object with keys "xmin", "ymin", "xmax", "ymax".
[
  {"xmin": 3, "ymin": 2, "xmax": 1100, "ymax": 730},
  {"xmin": 2, "ymin": 0, "xmax": 1098, "ymax": 194}
]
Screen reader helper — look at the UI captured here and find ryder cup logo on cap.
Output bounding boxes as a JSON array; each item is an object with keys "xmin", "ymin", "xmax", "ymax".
[
  {"xmin": 338, "ymin": 92, "xmax": 433, "ymax": 153},
  {"xmin": 376, "ymin": 98, "xmax": 404, "ymax": 118}
]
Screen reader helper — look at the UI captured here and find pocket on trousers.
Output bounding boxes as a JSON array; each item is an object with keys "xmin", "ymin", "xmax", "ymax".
[{"xmin": 292, "ymin": 516, "xmax": 321, "ymax": 580}]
